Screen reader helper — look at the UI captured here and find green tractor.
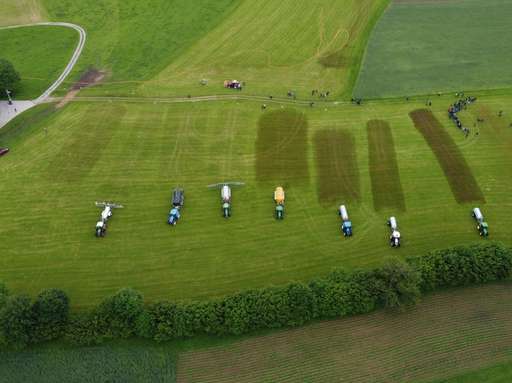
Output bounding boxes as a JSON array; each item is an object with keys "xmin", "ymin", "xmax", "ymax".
[{"xmin": 275, "ymin": 204, "xmax": 284, "ymax": 220}]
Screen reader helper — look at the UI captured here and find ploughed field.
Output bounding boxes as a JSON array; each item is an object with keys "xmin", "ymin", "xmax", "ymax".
[
  {"xmin": 176, "ymin": 283, "xmax": 512, "ymax": 383},
  {"xmin": 1, "ymin": 94, "xmax": 512, "ymax": 307}
]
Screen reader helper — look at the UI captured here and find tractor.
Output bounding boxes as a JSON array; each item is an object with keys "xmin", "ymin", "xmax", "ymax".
[
  {"xmin": 168, "ymin": 207, "xmax": 181, "ymax": 225},
  {"xmin": 472, "ymin": 207, "xmax": 489, "ymax": 237},
  {"xmin": 95, "ymin": 220, "xmax": 106, "ymax": 237},
  {"xmin": 387, "ymin": 216, "xmax": 401, "ymax": 247},
  {"xmin": 274, "ymin": 187, "xmax": 285, "ymax": 220},
  {"xmin": 208, "ymin": 182, "xmax": 244, "ymax": 218},
  {"xmin": 338, "ymin": 205, "xmax": 353, "ymax": 237},
  {"xmin": 94, "ymin": 202, "xmax": 123, "ymax": 238},
  {"xmin": 168, "ymin": 188, "xmax": 184, "ymax": 226}
]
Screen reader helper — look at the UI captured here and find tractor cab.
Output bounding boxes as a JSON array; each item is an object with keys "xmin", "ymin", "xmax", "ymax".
[
  {"xmin": 222, "ymin": 202, "xmax": 231, "ymax": 218},
  {"xmin": 341, "ymin": 221, "xmax": 353, "ymax": 237},
  {"xmin": 95, "ymin": 221, "xmax": 106, "ymax": 237},
  {"xmin": 478, "ymin": 222, "xmax": 489, "ymax": 237},
  {"xmin": 390, "ymin": 230, "xmax": 401, "ymax": 247},
  {"xmin": 275, "ymin": 204, "xmax": 284, "ymax": 220},
  {"xmin": 168, "ymin": 208, "xmax": 181, "ymax": 225}
]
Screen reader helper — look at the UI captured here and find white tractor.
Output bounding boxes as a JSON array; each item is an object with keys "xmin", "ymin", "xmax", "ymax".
[
  {"xmin": 94, "ymin": 202, "xmax": 123, "ymax": 237},
  {"xmin": 387, "ymin": 216, "xmax": 401, "ymax": 247}
]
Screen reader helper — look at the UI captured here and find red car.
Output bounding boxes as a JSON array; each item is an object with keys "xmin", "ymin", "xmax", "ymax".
[{"xmin": 0, "ymin": 148, "xmax": 9, "ymax": 156}]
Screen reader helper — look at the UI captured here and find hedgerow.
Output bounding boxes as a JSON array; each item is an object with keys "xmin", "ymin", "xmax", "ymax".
[{"xmin": 0, "ymin": 243, "xmax": 510, "ymax": 349}]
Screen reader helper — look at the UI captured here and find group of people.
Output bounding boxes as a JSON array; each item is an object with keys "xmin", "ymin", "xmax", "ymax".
[{"xmin": 448, "ymin": 95, "xmax": 477, "ymax": 136}]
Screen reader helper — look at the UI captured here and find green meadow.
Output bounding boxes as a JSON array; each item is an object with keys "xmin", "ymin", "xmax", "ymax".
[{"xmin": 1, "ymin": 0, "xmax": 512, "ymax": 381}]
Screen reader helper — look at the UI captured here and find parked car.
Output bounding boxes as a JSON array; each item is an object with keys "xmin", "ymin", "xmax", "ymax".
[{"xmin": 0, "ymin": 148, "xmax": 9, "ymax": 156}]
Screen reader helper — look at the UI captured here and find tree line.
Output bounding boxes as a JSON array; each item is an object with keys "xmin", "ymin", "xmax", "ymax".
[{"xmin": 0, "ymin": 243, "xmax": 510, "ymax": 349}]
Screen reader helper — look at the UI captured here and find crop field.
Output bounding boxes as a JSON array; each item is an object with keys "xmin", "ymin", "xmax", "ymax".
[
  {"xmin": 176, "ymin": 283, "xmax": 512, "ymax": 382},
  {"xmin": 0, "ymin": 342, "xmax": 177, "ymax": 383},
  {"xmin": 0, "ymin": 25, "xmax": 77, "ymax": 99},
  {"xmin": 354, "ymin": 0, "xmax": 512, "ymax": 99}
]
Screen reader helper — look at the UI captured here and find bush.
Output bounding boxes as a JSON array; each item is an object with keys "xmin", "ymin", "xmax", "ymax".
[
  {"xmin": 96, "ymin": 288, "xmax": 145, "ymax": 338},
  {"xmin": 0, "ymin": 294, "xmax": 34, "ymax": 349},
  {"xmin": 65, "ymin": 313, "xmax": 104, "ymax": 346},
  {"xmin": 1, "ymin": 244, "xmax": 510, "ymax": 347},
  {"xmin": 371, "ymin": 259, "xmax": 421, "ymax": 308},
  {"xmin": 408, "ymin": 243, "xmax": 512, "ymax": 291},
  {"xmin": 32, "ymin": 289, "xmax": 70, "ymax": 342}
]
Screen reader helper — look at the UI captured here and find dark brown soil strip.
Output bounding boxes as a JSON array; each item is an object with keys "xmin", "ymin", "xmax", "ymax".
[
  {"xmin": 314, "ymin": 129, "xmax": 360, "ymax": 204},
  {"xmin": 367, "ymin": 120, "xmax": 406, "ymax": 211},
  {"xmin": 255, "ymin": 109, "xmax": 309, "ymax": 183},
  {"xmin": 409, "ymin": 109, "xmax": 484, "ymax": 203}
]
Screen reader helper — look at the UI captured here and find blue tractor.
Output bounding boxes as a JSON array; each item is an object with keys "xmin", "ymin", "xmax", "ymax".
[
  {"xmin": 168, "ymin": 188, "xmax": 184, "ymax": 226},
  {"xmin": 339, "ymin": 205, "xmax": 353, "ymax": 237}
]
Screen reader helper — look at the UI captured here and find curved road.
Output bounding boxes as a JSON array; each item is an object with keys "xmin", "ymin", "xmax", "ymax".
[{"xmin": 0, "ymin": 22, "xmax": 86, "ymax": 128}]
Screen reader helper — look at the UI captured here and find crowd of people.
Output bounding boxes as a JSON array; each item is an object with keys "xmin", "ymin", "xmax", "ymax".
[{"xmin": 448, "ymin": 95, "xmax": 477, "ymax": 136}]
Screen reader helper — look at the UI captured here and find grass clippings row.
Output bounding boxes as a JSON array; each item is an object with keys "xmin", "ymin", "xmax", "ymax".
[
  {"xmin": 255, "ymin": 109, "xmax": 309, "ymax": 184},
  {"xmin": 176, "ymin": 283, "xmax": 512, "ymax": 383},
  {"xmin": 410, "ymin": 109, "xmax": 484, "ymax": 203},
  {"xmin": 314, "ymin": 129, "xmax": 360, "ymax": 205},
  {"xmin": 367, "ymin": 120, "xmax": 406, "ymax": 211}
]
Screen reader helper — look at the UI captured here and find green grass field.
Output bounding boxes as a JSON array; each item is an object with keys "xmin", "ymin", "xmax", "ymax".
[
  {"xmin": 39, "ymin": 0, "xmax": 389, "ymax": 99},
  {"xmin": 436, "ymin": 361, "xmax": 512, "ymax": 383},
  {"xmin": 1, "ymin": 94, "xmax": 512, "ymax": 307},
  {"xmin": 354, "ymin": 0, "xmax": 512, "ymax": 99},
  {"xmin": 0, "ymin": 25, "xmax": 78, "ymax": 99},
  {"xmin": 2, "ymin": 1, "xmax": 512, "ymax": 381}
]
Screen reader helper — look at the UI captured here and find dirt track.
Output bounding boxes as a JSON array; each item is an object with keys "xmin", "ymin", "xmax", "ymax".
[{"xmin": 410, "ymin": 109, "xmax": 484, "ymax": 203}]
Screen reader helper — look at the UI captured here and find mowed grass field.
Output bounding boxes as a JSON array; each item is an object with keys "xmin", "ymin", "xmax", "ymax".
[
  {"xmin": 0, "ymin": 0, "xmax": 46, "ymax": 26},
  {"xmin": 0, "ymin": 25, "xmax": 78, "ymax": 99},
  {"xmin": 354, "ymin": 0, "xmax": 512, "ymax": 99},
  {"xmin": 176, "ymin": 283, "xmax": 512, "ymax": 382},
  {"xmin": 39, "ymin": 0, "xmax": 389, "ymax": 99},
  {"xmin": 1, "ymin": 94, "xmax": 512, "ymax": 307}
]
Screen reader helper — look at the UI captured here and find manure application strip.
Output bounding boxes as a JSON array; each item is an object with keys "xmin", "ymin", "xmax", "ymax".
[
  {"xmin": 255, "ymin": 109, "xmax": 309, "ymax": 183},
  {"xmin": 314, "ymin": 129, "xmax": 360, "ymax": 204},
  {"xmin": 367, "ymin": 120, "xmax": 405, "ymax": 211},
  {"xmin": 176, "ymin": 283, "xmax": 512, "ymax": 383},
  {"xmin": 410, "ymin": 109, "xmax": 485, "ymax": 204}
]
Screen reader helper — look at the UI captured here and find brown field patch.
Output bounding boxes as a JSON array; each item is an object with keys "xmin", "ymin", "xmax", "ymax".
[
  {"xmin": 367, "ymin": 120, "xmax": 405, "ymax": 211},
  {"xmin": 255, "ymin": 109, "xmax": 309, "ymax": 183},
  {"xmin": 314, "ymin": 129, "xmax": 360, "ymax": 204},
  {"xmin": 410, "ymin": 109, "xmax": 484, "ymax": 204},
  {"xmin": 176, "ymin": 283, "xmax": 512, "ymax": 383},
  {"xmin": 57, "ymin": 68, "xmax": 105, "ymax": 109}
]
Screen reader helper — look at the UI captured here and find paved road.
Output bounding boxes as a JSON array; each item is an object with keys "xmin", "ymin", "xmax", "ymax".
[{"xmin": 0, "ymin": 22, "xmax": 86, "ymax": 129}]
